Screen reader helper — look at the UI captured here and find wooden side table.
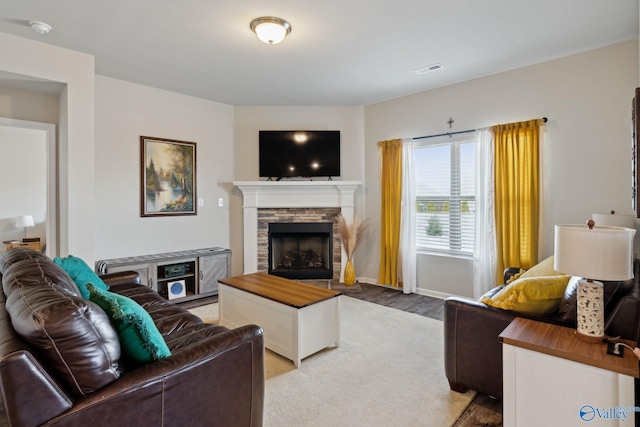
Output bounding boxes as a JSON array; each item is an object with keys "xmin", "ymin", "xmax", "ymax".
[
  {"xmin": 4, "ymin": 241, "xmax": 41, "ymax": 252},
  {"xmin": 500, "ymin": 318, "xmax": 639, "ymax": 426}
]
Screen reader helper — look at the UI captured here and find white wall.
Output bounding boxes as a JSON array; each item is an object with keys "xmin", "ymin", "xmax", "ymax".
[
  {"xmin": 94, "ymin": 75, "xmax": 235, "ymax": 261},
  {"xmin": 1, "ymin": 32, "xmax": 636, "ymax": 294},
  {"xmin": 0, "ymin": 86, "xmax": 59, "ymax": 124},
  {"xmin": 0, "ymin": 32, "xmax": 95, "ymax": 260},
  {"xmin": 365, "ymin": 40, "xmax": 639, "ymax": 298},
  {"xmin": 232, "ymin": 106, "xmax": 366, "ymax": 275}
]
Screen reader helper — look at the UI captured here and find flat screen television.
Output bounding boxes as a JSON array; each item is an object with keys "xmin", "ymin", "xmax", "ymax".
[{"xmin": 259, "ymin": 130, "xmax": 340, "ymax": 179}]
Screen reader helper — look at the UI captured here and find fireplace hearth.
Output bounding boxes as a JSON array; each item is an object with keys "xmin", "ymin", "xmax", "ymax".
[{"xmin": 268, "ymin": 222, "xmax": 333, "ymax": 280}]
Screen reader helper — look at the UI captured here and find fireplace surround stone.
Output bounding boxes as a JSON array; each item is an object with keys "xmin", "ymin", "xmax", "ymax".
[
  {"xmin": 234, "ymin": 181, "xmax": 361, "ymax": 282},
  {"xmin": 261, "ymin": 211, "xmax": 340, "ymax": 280}
]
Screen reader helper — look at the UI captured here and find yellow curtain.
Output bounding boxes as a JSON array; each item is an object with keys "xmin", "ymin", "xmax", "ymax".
[
  {"xmin": 493, "ymin": 119, "xmax": 541, "ymax": 281},
  {"xmin": 377, "ymin": 139, "xmax": 403, "ymax": 287}
]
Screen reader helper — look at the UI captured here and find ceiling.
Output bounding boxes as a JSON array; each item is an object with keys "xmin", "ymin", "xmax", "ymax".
[{"xmin": 0, "ymin": 0, "xmax": 637, "ymax": 106}]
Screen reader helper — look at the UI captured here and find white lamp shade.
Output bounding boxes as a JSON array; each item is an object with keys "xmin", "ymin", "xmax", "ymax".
[
  {"xmin": 554, "ymin": 224, "xmax": 635, "ymax": 281},
  {"xmin": 592, "ymin": 212, "xmax": 637, "ymax": 229},
  {"xmin": 15, "ymin": 215, "xmax": 34, "ymax": 228}
]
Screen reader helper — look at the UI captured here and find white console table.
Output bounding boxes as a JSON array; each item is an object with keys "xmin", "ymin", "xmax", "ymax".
[
  {"xmin": 96, "ymin": 248, "xmax": 230, "ymax": 303},
  {"xmin": 500, "ymin": 318, "xmax": 639, "ymax": 426}
]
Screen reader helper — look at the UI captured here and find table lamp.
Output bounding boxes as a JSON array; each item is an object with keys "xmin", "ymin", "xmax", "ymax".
[
  {"xmin": 15, "ymin": 215, "xmax": 34, "ymax": 240},
  {"xmin": 592, "ymin": 210, "xmax": 637, "ymax": 230},
  {"xmin": 593, "ymin": 210, "xmax": 638, "ymax": 259},
  {"xmin": 554, "ymin": 220, "xmax": 635, "ymax": 342}
]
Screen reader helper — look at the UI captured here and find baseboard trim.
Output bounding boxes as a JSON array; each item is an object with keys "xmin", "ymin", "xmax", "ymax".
[{"xmin": 415, "ymin": 288, "xmax": 449, "ymax": 300}]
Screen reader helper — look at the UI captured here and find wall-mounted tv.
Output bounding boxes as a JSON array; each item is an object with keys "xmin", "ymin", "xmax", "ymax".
[{"xmin": 259, "ymin": 130, "xmax": 340, "ymax": 179}]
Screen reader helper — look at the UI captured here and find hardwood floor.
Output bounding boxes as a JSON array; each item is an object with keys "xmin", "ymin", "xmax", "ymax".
[
  {"xmin": 181, "ymin": 280, "xmax": 503, "ymax": 426},
  {"xmin": 346, "ymin": 282, "xmax": 443, "ymax": 319}
]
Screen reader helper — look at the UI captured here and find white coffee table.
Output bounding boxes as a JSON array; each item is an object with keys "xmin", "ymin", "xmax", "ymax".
[{"xmin": 218, "ymin": 272, "xmax": 341, "ymax": 367}]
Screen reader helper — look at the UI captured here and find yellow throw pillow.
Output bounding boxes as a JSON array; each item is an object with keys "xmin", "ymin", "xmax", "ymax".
[
  {"xmin": 481, "ymin": 275, "xmax": 571, "ymax": 316},
  {"xmin": 505, "ymin": 256, "xmax": 562, "ymax": 284},
  {"xmin": 520, "ymin": 256, "xmax": 563, "ymax": 279}
]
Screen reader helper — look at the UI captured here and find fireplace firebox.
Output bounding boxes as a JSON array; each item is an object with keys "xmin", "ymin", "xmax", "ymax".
[{"xmin": 268, "ymin": 222, "xmax": 333, "ymax": 280}]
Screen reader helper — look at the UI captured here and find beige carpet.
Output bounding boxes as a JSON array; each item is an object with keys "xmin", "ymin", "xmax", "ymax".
[{"xmin": 189, "ymin": 296, "xmax": 475, "ymax": 426}]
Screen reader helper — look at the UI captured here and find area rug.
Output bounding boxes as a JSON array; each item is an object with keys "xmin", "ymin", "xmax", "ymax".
[{"xmin": 189, "ymin": 297, "xmax": 476, "ymax": 426}]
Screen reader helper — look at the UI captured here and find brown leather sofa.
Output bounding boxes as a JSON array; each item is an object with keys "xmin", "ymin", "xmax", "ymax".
[
  {"xmin": 444, "ymin": 266, "xmax": 639, "ymax": 400},
  {"xmin": 0, "ymin": 248, "xmax": 264, "ymax": 426}
]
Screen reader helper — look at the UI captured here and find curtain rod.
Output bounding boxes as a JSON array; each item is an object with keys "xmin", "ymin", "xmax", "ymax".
[
  {"xmin": 413, "ymin": 129, "xmax": 475, "ymax": 141},
  {"xmin": 413, "ymin": 117, "xmax": 547, "ymax": 141}
]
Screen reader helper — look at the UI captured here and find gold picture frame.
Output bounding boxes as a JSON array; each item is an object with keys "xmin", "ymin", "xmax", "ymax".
[
  {"xmin": 140, "ymin": 136, "xmax": 197, "ymax": 217},
  {"xmin": 633, "ymin": 89, "xmax": 640, "ymax": 218}
]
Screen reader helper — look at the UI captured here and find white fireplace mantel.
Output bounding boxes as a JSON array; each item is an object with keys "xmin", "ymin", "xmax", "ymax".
[{"xmin": 234, "ymin": 181, "xmax": 362, "ymax": 275}]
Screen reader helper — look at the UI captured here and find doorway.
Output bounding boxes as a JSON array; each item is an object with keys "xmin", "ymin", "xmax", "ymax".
[{"xmin": 0, "ymin": 118, "xmax": 56, "ymax": 256}]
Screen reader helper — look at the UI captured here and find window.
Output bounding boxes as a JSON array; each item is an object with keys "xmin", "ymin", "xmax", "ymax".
[{"xmin": 414, "ymin": 134, "xmax": 476, "ymax": 256}]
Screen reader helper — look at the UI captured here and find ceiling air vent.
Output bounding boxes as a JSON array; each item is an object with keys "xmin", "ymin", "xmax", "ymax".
[{"xmin": 414, "ymin": 63, "xmax": 443, "ymax": 75}]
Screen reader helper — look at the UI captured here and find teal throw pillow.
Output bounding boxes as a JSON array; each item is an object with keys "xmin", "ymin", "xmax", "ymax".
[
  {"xmin": 86, "ymin": 283, "xmax": 171, "ymax": 366},
  {"xmin": 54, "ymin": 255, "xmax": 109, "ymax": 299}
]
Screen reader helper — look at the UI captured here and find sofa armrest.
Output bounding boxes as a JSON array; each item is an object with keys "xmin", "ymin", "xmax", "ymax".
[
  {"xmin": 605, "ymin": 295, "xmax": 640, "ymax": 342},
  {"xmin": 444, "ymin": 297, "xmax": 520, "ymax": 399},
  {"xmin": 0, "ymin": 350, "xmax": 73, "ymax": 427},
  {"xmin": 99, "ymin": 271, "xmax": 142, "ymax": 289},
  {"xmin": 46, "ymin": 324, "xmax": 265, "ymax": 426},
  {"xmin": 0, "ymin": 302, "xmax": 73, "ymax": 427}
]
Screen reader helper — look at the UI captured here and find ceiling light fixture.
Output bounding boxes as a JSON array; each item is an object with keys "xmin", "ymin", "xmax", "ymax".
[
  {"xmin": 250, "ymin": 16, "xmax": 291, "ymax": 45},
  {"xmin": 29, "ymin": 21, "xmax": 52, "ymax": 35}
]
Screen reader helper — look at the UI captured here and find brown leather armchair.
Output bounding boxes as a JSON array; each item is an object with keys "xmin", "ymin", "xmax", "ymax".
[
  {"xmin": 444, "ymin": 268, "xmax": 635, "ymax": 400},
  {"xmin": 0, "ymin": 248, "xmax": 264, "ymax": 427}
]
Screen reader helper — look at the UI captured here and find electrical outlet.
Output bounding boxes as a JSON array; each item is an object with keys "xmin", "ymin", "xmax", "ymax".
[
  {"xmin": 218, "ymin": 198, "xmax": 224, "ymax": 207},
  {"xmin": 607, "ymin": 342, "xmax": 624, "ymax": 358}
]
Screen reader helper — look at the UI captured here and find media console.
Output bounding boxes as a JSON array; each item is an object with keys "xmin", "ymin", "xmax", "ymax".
[{"xmin": 96, "ymin": 247, "xmax": 231, "ymax": 303}]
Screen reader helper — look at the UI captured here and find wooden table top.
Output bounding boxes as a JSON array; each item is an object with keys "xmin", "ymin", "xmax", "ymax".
[
  {"xmin": 218, "ymin": 272, "xmax": 341, "ymax": 309},
  {"xmin": 499, "ymin": 318, "xmax": 640, "ymax": 378}
]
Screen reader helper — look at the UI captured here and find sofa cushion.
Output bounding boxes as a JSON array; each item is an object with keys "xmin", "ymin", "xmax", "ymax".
[
  {"xmin": 557, "ymin": 276, "xmax": 580, "ymax": 317},
  {"xmin": 481, "ymin": 275, "xmax": 571, "ymax": 316},
  {"xmin": 3, "ymin": 258, "xmax": 79, "ymax": 298},
  {"xmin": 3, "ymin": 257, "xmax": 121, "ymax": 396},
  {"xmin": 54, "ymin": 255, "xmax": 110, "ymax": 299},
  {"xmin": 0, "ymin": 247, "xmax": 49, "ymax": 275},
  {"xmin": 557, "ymin": 276, "xmax": 634, "ymax": 326},
  {"xmin": 87, "ymin": 284, "xmax": 171, "ymax": 366}
]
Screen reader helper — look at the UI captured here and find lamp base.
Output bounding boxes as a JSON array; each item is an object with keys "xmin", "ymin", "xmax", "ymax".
[
  {"xmin": 575, "ymin": 330, "xmax": 605, "ymax": 343},
  {"xmin": 575, "ymin": 279, "xmax": 604, "ymax": 342}
]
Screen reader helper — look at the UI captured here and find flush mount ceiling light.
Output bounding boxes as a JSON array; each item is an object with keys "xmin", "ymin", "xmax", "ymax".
[
  {"xmin": 29, "ymin": 21, "xmax": 52, "ymax": 35},
  {"xmin": 250, "ymin": 16, "xmax": 291, "ymax": 45}
]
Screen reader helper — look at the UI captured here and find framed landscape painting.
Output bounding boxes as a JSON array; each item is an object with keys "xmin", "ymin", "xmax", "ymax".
[{"xmin": 140, "ymin": 136, "xmax": 197, "ymax": 217}]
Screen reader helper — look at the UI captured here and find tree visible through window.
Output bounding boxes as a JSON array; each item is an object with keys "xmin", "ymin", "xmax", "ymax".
[{"xmin": 414, "ymin": 135, "xmax": 476, "ymax": 255}]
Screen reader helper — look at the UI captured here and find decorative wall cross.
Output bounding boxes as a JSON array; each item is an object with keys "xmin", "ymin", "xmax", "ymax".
[{"xmin": 447, "ymin": 117, "xmax": 454, "ymax": 128}]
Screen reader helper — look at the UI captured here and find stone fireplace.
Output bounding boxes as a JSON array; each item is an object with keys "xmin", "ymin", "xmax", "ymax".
[
  {"xmin": 234, "ymin": 181, "xmax": 361, "ymax": 281},
  {"xmin": 259, "ymin": 208, "xmax": 341, "ymax": 280}
]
